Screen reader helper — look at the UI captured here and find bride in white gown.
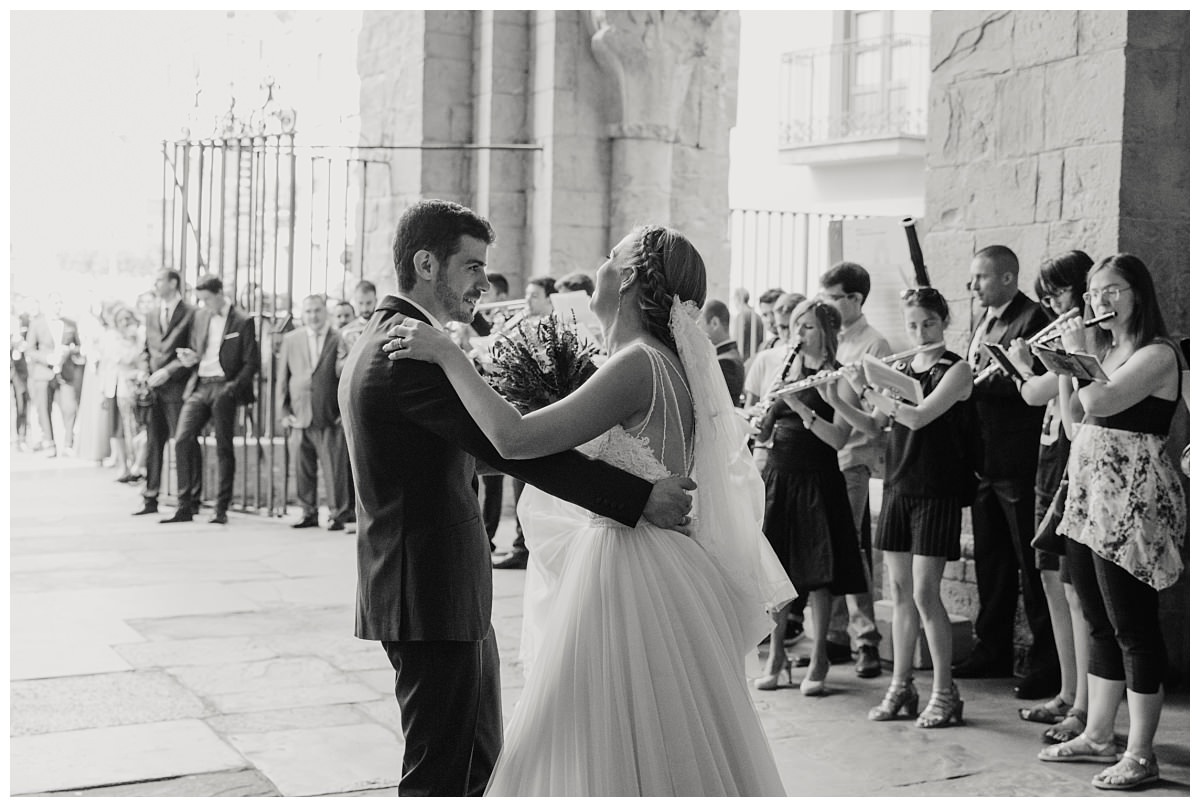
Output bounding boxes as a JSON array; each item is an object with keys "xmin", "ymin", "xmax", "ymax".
[{"xmin": 385, "ymin": 225, "xmax": 796, "ymax": 796}]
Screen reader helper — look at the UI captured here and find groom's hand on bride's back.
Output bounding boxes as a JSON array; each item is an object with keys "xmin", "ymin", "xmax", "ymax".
[{"xmin": 643, "ymin": 476, "xmax": 697, "ymax": 535}]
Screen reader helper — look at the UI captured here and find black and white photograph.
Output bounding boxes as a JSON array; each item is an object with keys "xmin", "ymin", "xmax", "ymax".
[{"xmin": 8, "ymin": 8, "xmax": 1190, "ymax": 798}]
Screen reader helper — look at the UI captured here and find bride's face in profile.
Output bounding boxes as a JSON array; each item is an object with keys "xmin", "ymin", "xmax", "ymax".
[{"xmin": 591, "ymin": 231, "xmax": 639, "ymax": 326}]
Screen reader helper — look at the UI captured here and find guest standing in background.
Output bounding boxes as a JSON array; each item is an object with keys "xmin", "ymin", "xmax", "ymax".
[
  {"xmin": 278, "ymin": 294, "xmax": 354, "ymax": 531},
  {"xmin": 133, "ymin": 269, "xmax": 195, "ymax": 517}
]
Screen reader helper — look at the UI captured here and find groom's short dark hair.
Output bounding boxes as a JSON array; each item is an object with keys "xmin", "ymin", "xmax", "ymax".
[{"xmin": 393, "ymin": 200, "xmax": 495, "ymax": 292}]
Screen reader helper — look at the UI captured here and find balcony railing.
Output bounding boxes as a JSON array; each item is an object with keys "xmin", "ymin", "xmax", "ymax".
[{"xmin": 780, "ymin": 34, "xmax": 929, "ymax": 149}]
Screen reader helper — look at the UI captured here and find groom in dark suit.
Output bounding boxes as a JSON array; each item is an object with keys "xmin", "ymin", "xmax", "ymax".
[{"xmin": 338, "ymin": 199, "xmax": 695, "ymax": 797}]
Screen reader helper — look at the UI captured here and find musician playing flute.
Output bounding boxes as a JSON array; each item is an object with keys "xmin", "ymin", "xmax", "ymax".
[{"xmin": 831, "ymin": 287, "xmax": 975, "ymax": 728}]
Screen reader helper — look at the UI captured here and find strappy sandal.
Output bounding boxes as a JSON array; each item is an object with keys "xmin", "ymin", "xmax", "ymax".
[
  {"xmin": 1018, "ymin": 694, "xmax": 1070, "ymax": 724},
  {"xmin": 1093, "ymin": 751, "xmax": 1160, "ymax": 790},
  {"xmin": 1041, "ymin": 708, "xmax": 1086, "ymax": 744},
  {"xmin": 1038, "ymin": 733, "xmax": 1119, "ymax": 763},
  {"xmin": 915, "ymin": 682, "xmax": 964, "ymax": 728}
]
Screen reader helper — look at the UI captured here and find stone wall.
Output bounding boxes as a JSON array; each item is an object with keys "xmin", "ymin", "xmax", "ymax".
[
  {"xmin": 925, "ymin": 10, "xmax": 1190, "ymax": 679},
  {"xmin": 355, "ymin": 11, "xmax": 738, "ymax": 298}
]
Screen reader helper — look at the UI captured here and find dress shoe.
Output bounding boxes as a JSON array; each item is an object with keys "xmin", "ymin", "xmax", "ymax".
[
  {"xmin": 159, "ymin": 510, "xmax": 193, "ymax": 524},
  {"xmin": 492, "ymin": 549, "xmax": 529, "ymax": 570},
  {"xmin": 209, "ymin": 511, "xmax": 228, "ymax": 525},
  {"xmin": 1015, "ymin": 672, "xmax": 1061, "ymax": 700},
  {"xmin": 855, "ymin": 645, "xmax": 882, "ymax": 678},
  {"xmin": 952, "ymin": 653, "xmax": 1011, "ymax": 679},
  {"xmin": 292, "ymin": 515, "xmax": 319, "ymax": 529},
  {"xmin": 327, "ymin": 519, "xmax": 345, "ymax": 532},
  {"xmin": 132, "ymin": 501, "xmax": 159, "ymax": 516},
  {"xmin": 826, "ymin": 642, "xmax": 853, "ymax": 665}
]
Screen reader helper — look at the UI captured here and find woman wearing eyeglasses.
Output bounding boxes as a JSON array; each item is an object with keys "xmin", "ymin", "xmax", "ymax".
[
  {"xmin": 1005, "ymin": 251, "xmax": 1093, "ymax": 744},
  {"xmin": 753, "ymin": 299, "xmax": 866, "ymax": 695},
  {"xmin": 830, "ymin": 287, "xmax": 973, "ymax": 728},
  {"xmin": 1036, "ymin": 254, "xmax": 1187, "ymax": 791}
]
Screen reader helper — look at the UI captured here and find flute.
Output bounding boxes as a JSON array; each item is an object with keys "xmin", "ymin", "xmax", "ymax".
[
  {"xmin": 973, "ymin": 311, "xmax": 1116, "ymax": 384},
  {"xmin": 771, "ymin": 341, "xmax": 945, "ymax": 398}
]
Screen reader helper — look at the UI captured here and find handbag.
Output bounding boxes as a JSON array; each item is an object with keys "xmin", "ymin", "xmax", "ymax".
[
  {"xmin": 134, "ymin": 382, "xmax": 157, "ymax": 428},
  {"xmin": 1031, "ymin": 473, "xmax": 1068, "ymax": 555}
]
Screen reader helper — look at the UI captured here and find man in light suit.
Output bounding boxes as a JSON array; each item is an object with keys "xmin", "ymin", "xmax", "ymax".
[
  {"xmin": 338, "ymin": 199, "xmax": 695, "ymax": 796},
  {"xmin": 278, "ymin": 294, "xmax": 354, "ymax": 531},
  {"xmin": 955, "ymin": 245, "xmax": 1057, "ymax": 700},
  {"xmin": 133, "ymin": 269, "xmax": 195, "ymax": 516},
  {"xmin": 162, "ymin": 274, "xmax": 260, "ymax": 525}
]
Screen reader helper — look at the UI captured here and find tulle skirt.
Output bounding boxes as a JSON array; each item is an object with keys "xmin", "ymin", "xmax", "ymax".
[{"xmin": 487, "ymin": 487, "xmax": 785, "ymax": 797}]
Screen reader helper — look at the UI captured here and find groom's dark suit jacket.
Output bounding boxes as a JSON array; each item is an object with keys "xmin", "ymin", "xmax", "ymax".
[{"xmin": 339, "ymin": 295, "xmax": 654, "ymax": 643}]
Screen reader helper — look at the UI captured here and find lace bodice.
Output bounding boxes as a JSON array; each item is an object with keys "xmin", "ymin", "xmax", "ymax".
[{"xmin": 578, "ymin": 343, "xmax": 693, "ymax": 483}]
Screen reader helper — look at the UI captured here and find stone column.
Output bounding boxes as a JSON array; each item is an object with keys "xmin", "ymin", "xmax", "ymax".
[{"xmin": 588, "ymin": 10, "xmax": 719, "ymax": 241}]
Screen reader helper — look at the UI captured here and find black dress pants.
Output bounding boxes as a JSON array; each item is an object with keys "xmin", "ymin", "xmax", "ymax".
[
  {"xmin": 382, "ymin": 629, "xmax": 502, "ymax": 797},
  {"xmin": 143, "ymin": 392, "xmax": 184, "ymax": 501},
  {"xmin": 970, "ymin": 476, "xmax": 1057, "ymax": 676},
  {"xmin": 174, "ymin": 379, "xmax": 237, "ymax": 513}
]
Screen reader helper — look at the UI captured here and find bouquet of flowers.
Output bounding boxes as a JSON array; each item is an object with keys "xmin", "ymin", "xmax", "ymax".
[{"xmin": 486, "ymin": 314, "xmax": 600, "ymax": 413}]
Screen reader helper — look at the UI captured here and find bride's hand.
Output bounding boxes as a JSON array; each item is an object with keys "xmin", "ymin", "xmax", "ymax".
[{"xmin": 383, "ymin": 318, "xmax": 456, "ymax": 364}]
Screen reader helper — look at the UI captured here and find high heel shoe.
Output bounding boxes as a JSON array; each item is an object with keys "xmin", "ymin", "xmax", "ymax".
[
  {"xmin": 753, "ymin": 657, "xmax": 794, "ymax": 691},
  {"xmin": 799, "ymin": 660, "xmax": 828, "ymax": 696},
  {"xmin": 916, "ymin": 682, "xmax": 964, "ymax": 728},
  {"xmin": 868, "ymin": 677, "xmax": 919, "ymax": 721}
]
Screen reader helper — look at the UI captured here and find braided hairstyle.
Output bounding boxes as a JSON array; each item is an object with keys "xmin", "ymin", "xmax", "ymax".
[{"xmin": 626, "ymin": 225, "xmax": 707, "ymax": 351}]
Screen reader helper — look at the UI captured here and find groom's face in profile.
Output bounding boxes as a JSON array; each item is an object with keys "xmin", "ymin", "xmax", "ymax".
[{"xmin": 430, "ymin": 235, "xmax": 491, "ymax": 323}]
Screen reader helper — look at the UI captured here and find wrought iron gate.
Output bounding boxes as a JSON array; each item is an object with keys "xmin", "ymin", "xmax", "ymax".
[{"xmin": 160, "ymin": 132, "xmax": 389, "ymax": 515}]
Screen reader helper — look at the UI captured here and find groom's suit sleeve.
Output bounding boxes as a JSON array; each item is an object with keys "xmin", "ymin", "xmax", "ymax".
[{"xmin": 392, "ymin": 355, "xmax": 653, "ymax": 528}]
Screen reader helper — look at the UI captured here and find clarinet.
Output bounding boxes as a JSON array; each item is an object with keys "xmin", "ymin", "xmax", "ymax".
[{"xmin": 755, "ymin": 342, "xmax": 806, "ymax": 443}]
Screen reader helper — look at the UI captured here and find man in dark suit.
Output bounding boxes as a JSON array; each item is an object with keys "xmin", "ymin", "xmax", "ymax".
[
  {"xmin": 699, "ymin": 299, "xmax": 745, "ymax": 404},
  {"xmin": 162, "ymin": 274, "xmax": 260, "ymax": 525},
  {"xmin": 25, "ymin": 295, "xmax": 83, "ymax": 456},
  {"xmin": 278, "ymin": 294, "xmax": 354, "ymax": 531},
  {"xmin": 133, "ymin": 269, "xmax": 195, "ymax": 516},
  {"xmin": 338, "ymin": 199, "xmax": 694, "ymax": 797},
  {"xmin": 955, "ymin": 245, "xmax": 1058, "ymax": 700}
]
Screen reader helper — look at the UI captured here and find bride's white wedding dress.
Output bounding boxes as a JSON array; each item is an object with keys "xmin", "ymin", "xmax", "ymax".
[{"xmin": 486, "ymin": 330, "xmax": 793, "ymax": 797}]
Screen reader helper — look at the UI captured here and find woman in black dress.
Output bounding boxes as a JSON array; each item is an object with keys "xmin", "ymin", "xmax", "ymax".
[{"xmin": 754, "ymin": 299, "xmax": 866, "ymax": 696}]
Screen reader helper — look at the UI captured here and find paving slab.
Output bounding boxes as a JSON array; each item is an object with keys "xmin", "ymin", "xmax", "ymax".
[
  {"xmin": 113, "ymin": 635, "xmax": 280, "ymax": 669},
  {"xmin": 11, "ymin": 670, "xmax": 208, "ymax": 736},
  {"xmin": 128, "ymin": 605, "xmax": 349, "ymax": 640},
  {"xmin": 228, "ymin": 576, "xmax": 357, "ymax": 608},
  {"xmin": 167, "ymin": 656, "xmax": 379, "ymax": 714},
  {"xmin": 24, "ymin": 769, "xmax": 280, "ymax": 797},
  {"xmin": 14, "ymin": 582, "xmax": 262, "ymax": 622},
  {"xmin": 11, "ymin": 639, "xmax": 133, "ymax": 681},
  {"xmin": 352, "ymin": 698, "xmax": 404, "ymax": 741},
  {"xmin": 207, "ymin": 703, "xmax": 373, "ymax": 735},
  {"xmin": 224, "ymin": 723, "xmax": 401, "ymax": 796},
  {"xmin": 10, "ymin": 719, "xmax": 247, "ymax": 795}
]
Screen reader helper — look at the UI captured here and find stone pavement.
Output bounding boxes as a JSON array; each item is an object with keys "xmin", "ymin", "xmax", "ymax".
[{"xmin": 9, "ymin": 450, "xmax": 1190, "ymax": 797}]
